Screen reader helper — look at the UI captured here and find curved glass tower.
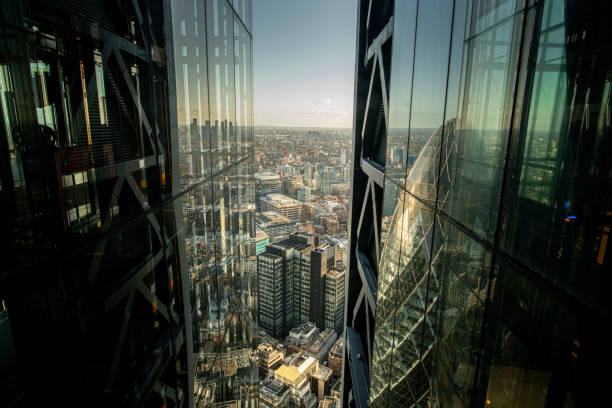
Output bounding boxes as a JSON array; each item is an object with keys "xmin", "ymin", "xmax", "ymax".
[{"xmin": 345, "ymin": 0, "xmax": 612, "ymax": 406}]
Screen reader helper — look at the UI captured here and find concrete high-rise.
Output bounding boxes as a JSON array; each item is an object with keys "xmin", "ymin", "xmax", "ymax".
[
  {"xmin": 324, "ymin": 268, "xmax": 345, "ymax": 336},
  {"xmin": 344, "ymin": 0, "xmax": 612, "ymax": 407}
]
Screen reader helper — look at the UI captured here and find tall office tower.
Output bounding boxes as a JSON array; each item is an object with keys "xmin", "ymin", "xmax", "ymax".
[
  {"xmin": 310, "ymin": 244, "xmax": 337, "ymax": 330},
  {"xmin": 270, "ymin": 234, "xmax": 317, "ymax": 330},
  {"xmin": 257, "ymin": 234, "xmax": 319, "ymax": 338},
  {"xmin": 325, "ymin": 268, "xmax": 346, "ymax": 336},
  {"xmin": 304, "ymin": 163, "xmax": 313, "ymax": 181},
  {"xmin": 342, "ymin": 166, "xmax": 351, "ymax": 185},
  {"xmin": 345, "ymin": 0, "xmax": 612, "ymax": 407},
  {"xmin": 257, "ymin": 252, "xmax": 285, "ymax": 338},
  {"xmin": 0, "ymin": 0, "xmax": 254, "ymax": 406}
]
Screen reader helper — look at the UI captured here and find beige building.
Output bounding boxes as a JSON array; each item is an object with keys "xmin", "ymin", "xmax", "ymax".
[
  {"xmin": 257, "ymin": 343, "xmax": 285, "ymax": 379},
  {"xmin": 260, "ymin": 193, "xmax": 302, "ymax": 222}
]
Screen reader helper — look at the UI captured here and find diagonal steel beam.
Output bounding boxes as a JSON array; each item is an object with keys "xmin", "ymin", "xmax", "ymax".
[
  {"xmin": 106, "ymin": 289, "xmax": 135, "ymax": 391},
  {"xmin": 125, "ymin": 173, "xmax": 165, "ymax": 244},
  {"xmin": 89, "ymin": 176, "xmax": 125, "ymax": 283}
]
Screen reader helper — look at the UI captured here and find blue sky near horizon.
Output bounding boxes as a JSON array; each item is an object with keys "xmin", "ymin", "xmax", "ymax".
[{"xmin": 253, "ymin": 0, "xmax": 357, "ymax": 128}]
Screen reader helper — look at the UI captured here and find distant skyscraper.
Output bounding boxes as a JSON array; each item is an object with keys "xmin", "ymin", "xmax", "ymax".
[
  {"xmin": 341, "ymin": 149, "xmax": 347, "ymax": 165},
  {"xmin": 304, "ymin": 163, "xmax": 313, "ymax": 181},
  {"xmin": 320, "ymin": 169, "xmax": 332, "ymax": 196},
  {"xmin": 342, "ymin": 166, "xmax": 351, "ymax": 184},
  {"xmin": 345, "ymin": 0, "xmax": 612, "ymax": 407}
]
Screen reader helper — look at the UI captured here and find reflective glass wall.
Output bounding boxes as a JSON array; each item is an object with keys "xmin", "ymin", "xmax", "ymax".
[
  {"xmin": 0, "ymin": 0, "xmax": 254, "ymax": 406},
  {"xmin": 0, "ymin": 0, "xmax": 194, "ymax": 405},
  {"xmin": 348, "ymin": 0, "xmax": 611, "ymax": 406},
  {"xmin": 169, "ymin": 0, "xmax": 256, "ymax": 406}
]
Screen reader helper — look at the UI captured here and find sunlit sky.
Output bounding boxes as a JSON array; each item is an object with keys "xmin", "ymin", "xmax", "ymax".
[{"xmin": 253, "ymin": 0, "xmax": 357, "ymax": 128}]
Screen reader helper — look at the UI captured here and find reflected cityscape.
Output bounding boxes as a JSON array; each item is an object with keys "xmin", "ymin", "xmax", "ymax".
[{"xmin": 1, "ymin": 0, "xmax": 611, "ymax": 407}]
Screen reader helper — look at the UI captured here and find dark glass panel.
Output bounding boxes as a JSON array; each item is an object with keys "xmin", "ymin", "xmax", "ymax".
[
  {"xmin": 442, "ymin": 7, "xmax": 524, "ymax": 242},
  {"xmin": 404, "ymin": 0, "xmax": 454, "ymax": 204},
  {"xmin": 385, "ymin": 0, "xmax": 417, "ymax": 188}
]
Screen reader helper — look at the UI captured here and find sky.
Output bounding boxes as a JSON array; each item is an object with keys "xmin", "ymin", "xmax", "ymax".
[{"xmin": 253, "ymin": 0, "xmax": 357, "ymax": 128}]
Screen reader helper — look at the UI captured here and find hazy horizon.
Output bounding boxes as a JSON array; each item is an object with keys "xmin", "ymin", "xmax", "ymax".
[{"xmin": 253, "ymin": 0, "xmax": 357, "ymax": 128}]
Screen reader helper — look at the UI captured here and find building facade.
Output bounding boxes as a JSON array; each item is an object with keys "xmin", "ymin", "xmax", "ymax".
[
  {"xmin": 260, "ymin": 193, "xmax": 302, "ymax": 223},
  {"xmin": 324, "ymin": 268, "xmax": 346, "ymax": 336},
  {"xmin": 345, "ymin": 0, "xmax": 612, "ymax": 407},
  {"xmin": 0, "ymin": 0, "xmax": 254, "ymax": 406},
  {"xmin": 310, "ymin": 244, "xmax": 337, "ymax": 330},
  {"xmin": 257, "ymin": 252, "xmax": 285, "ymax": 338},
  {"xmin": 256, "ymin": 211, "xmax": 297, "ymax": 244},
  {"xmin": 258, "ymin": 234, "xmax": 318, "ymax": 337}
]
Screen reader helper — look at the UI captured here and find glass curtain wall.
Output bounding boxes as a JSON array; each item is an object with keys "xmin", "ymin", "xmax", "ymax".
[
  {"xmin": 170, "ymin": 0, "xmax": 255, "ymax": 405},
  {"xmin": 0, "ymin": 0, "xmax": 254, "ymax": 406},
  {"xmin": 0, "ymin": 0, "xmax": 193, "ymax": 405},
  {"xmin": 364, "ymin": 0, "xmax": 611, "ymax": 406}
]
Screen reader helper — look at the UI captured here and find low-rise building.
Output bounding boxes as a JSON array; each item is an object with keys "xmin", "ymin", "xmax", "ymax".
[
  {"xmin": 257, "ymin": 342, "xmax": 285, "ymax": 379},
  {"xmin": 260, "ymin": 193, "xmax": 302, "ymax": 222},
  {"xmin": 327, "ymin": 338, "xmax": 344, "ymax": 379},
  {"xmin": 256, "ymin": 211, "xmax": 297, "ymax": 244},
  {"xmin": 286, "ymin": 322, "xmax": 337, "ymax": 361},
  {"xmin": 274, "ymin": 364, "xmax": 317, "ymax": 408},
  {"xmin": 259, "ymin": 377, "xmax": 290, "ymax": 408}
]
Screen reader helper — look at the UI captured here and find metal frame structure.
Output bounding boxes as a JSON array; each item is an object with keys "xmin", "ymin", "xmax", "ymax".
[{"xmin": 343, "ymin": 1, "xmax": 394, "ymax": 406}]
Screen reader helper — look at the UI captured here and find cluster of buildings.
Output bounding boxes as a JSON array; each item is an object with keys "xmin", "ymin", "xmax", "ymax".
[
  {"xmin": 253, "ymin": 127, "xmax": 351, "ymax": 248},
  {"xmin": 247, "ymin": 129, "xmax": 350, "ymax": 406},
  {"xmin": 256, "ymin": 233, "xmax": 345, "ymax": 339},
  {"xmin": 256, "ymin": 324, "xmax": 344, "ymax": 408}
]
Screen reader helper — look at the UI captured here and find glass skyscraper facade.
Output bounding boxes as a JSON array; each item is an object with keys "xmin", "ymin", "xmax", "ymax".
[
  {"xmin": 0, "ymin": 0, "xmax": 253, "ymax": 406},
  {"xmin": 345, "ymin": 0, "xmax": 611, "ymax": 406}
]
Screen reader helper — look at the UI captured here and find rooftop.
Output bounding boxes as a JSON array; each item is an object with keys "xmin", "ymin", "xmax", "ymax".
[
  {"xmin": 327, "ymin": 268, "xmax": 345, "ymax": 278},
  {"xmin": 329, "ymin": 338, "xmax": 344, "ymax": 357},
  {"xmin": 256, "ymin": 211, "xmax": 293, "ymax": 225},
  {"xmin": 260, "ymin": 377, "xmax": 288, "ymax": 400},
  {"xmin": 255, "ymin": 173, "xmax": 281, "ymax": 181},
  {"xmin": 275, "ymin": 365, "xmax": 302, "ymax": 384},
  {"xmin": 256, "ymin": 228, "xmax": 269, "ymax": 240},
  {"xmin": 273, "ymin": 234, "xmax": 315, "ymax": 252},
  {"xmin": 258, "ymin": 251, "xmax": 282, "ymax": 261},
  {"xmin": 261, "ymin": 193, "xmax": 301, "ymax": 206},
  {"xmin": 318, "ymin": 397, "xmax": 339, "ymax": 408}
]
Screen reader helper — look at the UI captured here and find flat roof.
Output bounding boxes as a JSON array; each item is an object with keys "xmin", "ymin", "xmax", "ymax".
[
  {"xmin": 259, "ymin": 252, "xmax": 281, "ymax": 261},
  {"xmin": 256, "ymin": 211, "xmax": 292, "ymax": 224},
  {"xmin": 275, "ymin": 365, "xmax": 301, "ymax": 383}
]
